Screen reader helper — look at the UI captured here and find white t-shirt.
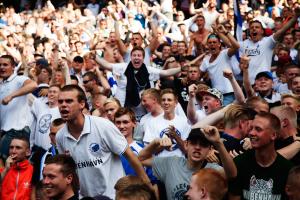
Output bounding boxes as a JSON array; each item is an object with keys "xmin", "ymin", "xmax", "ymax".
[
  {"xmin": 203, "ymin": 10, "xmax": 219, "ymax": 31},
  {"xmin": 239, "ymin": 35, "xmax": 276, "ymax": 84},
  {"xmin": 111, "ymin": 62, "xmax": 161, "ymax": 106},
  {"xmin": 200, "ymin": 49, "xmax": 234, "ymax": 94},
  {"xmin": 141, "ymin": 112, "xmax": 164, "ymax": 143},
  {"xmin": 56, "ymin": 115, "xmax": 128, "ymax": 199},
  {"xmin": 0, "ymin": 74, "xmax": 31, "ymax": 131},
  {"xmin": 30, "ymin": 98, "xmax": 60, "ymax": 150},
  {"xmin": 143, "ymin": 114, "xmax": 191, "ymax": 157}
]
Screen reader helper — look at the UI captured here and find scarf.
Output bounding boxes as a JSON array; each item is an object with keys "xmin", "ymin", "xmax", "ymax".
[{"xmin": 124, "ymin": 62, "xmax": 150, "ymax": 107}]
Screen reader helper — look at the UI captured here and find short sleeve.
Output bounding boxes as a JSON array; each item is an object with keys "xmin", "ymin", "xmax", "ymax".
[
  {"xmin": 152, "ymin": 157, "xmax": 172, "ymax": 181},
  {"xmin": 147, "ymin": 66, "xmax": 161, "ymax": 81},
  {"xmin": 95, "ymin": 117, "xmax": 128, "ymax": 155}
]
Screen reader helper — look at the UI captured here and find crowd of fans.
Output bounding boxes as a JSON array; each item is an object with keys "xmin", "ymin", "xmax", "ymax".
[{"xmin": 0, "ymin": 0, "xmax": 300, "ymax": 199}]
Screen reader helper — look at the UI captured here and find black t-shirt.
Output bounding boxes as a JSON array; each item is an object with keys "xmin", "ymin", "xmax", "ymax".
[
  {"xmin": 229, "ymin": 150, "xmax": 293, "ymax": 200},
  {"xmin": 220, "ymin": 131, "xmax": 244, "ymax": 153},
  {"xmin": 173, "ymin": 78, "xmax": 189, "ymax": 113}
]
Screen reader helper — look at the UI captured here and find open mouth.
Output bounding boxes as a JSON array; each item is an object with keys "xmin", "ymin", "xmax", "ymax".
[
  {"xmin": 252, "ymin": 32, "xmax": 258, "ymax": 37},
  {"xmin": 250, "ymin": 136, "xmax": 258, "ymax": 142},
  {"xmin": 203, "ymin": 105, "xmax": 208, "ymax": 112},
  {"xmin": 133, "ymin": 60, "xmax": 140, "ymax": 65}
]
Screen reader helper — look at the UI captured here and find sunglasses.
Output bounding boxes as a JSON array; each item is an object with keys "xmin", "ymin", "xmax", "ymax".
[{"xmin": 83, "ymin": 79, "xmax": 92, "ymax": 84}]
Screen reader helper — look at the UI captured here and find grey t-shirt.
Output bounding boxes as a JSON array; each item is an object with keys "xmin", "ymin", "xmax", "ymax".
[{"xmin": 153, "ymin": 156, "xmax": 222, "ymax": 200}]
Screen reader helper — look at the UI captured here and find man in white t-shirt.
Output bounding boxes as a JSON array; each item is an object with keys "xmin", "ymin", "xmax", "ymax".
[
  {"xmin": 0, "ymin": 55, "xmax": 37, "ymax": 159},
  {"xmin": 139, "ymin": 88, "xmax": 164, "ymax": 142},
  {"xmin": 55, "ymin": 85, "xmax": 150, "ymax": 199},
  {"xmin": 96, "ymin": 46, "xmax": 182, "ymax": 120},
  {"xmin": 143, "ymin": 89, "xmax": 191, "ymax": 157},
  {"xmin": 239, "ymin": 7, "xmax": 300, "ymax": 84},
  {"xmin": 199, "ymin": 25, "xmax": 240, "ymax": 105}
]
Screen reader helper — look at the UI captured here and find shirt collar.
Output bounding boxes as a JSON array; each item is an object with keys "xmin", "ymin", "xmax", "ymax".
[
  {"xmin": 66, "ymin": 115, "xmax": 91, "ymax": 141},
  {"xmin": 1, "ymin": 73, "xmax": 17, "ymax": 83}
]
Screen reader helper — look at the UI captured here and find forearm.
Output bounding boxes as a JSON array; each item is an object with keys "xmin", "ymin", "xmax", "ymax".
[
  {"xmin": 214, "ymin": 142, "xmax": 237, "ymax": 179},
  {"xmin": 160, "ymin": 67, "xmax": 181, "ymax": 77},
  {"xmin": 217, "ymin": 33, "xmax": 232, "ymax": 47},
  {"xmin": 2, "ymin": 44, "xmax": 21, "ymax": 62},
  {"xmin": 242, "ymin": 70, "xmax": 255, "ymax": 97},
  {"xmin": 138, "ymin": 139, "xmax": 162, "ymax": 161},
  {"xmin": 274, "ymin": 16, "xmax": 297, "ymax": 41},
  {"xmin": 277, "ymin": 141, "xmax": 300, "ymax": 159},
  {"xmin": 126, "ymin": 149, "xmax": 151, "ymax": 183},
  {"xmin": 229, "ymin": 77, "xmax": 245, "ymax": 104},
  {"xmin": 172, "ymin": 135, "xmax": 187, "ymax": 154},
  {"xmin": 62, "ymin": 67, "xmax": 71, "ymax": 85},
  {"xmin": 9, "ymin": 80, "xmax": 37, "ymax": 99},
  {"xmin": 227, "ymin": 33, "xmax": 240, "ymax": 49},
  {"xmin": 96, "ymin": 70, "xmax": 111, "ymax": 95},
  {"xmin": 95, "ymin": 57, "xmax": 113, "ymax": 71},
  {"xmin": 187, "ymin": 39, "xmax": 195, "ymax": 55},
  {"xmin": 192, "ymin": 106, "xmax": 228, "ymax": 128},
  {"xmin": 187, "ymin": 97, "xmax": 198, "ymax": 125}
]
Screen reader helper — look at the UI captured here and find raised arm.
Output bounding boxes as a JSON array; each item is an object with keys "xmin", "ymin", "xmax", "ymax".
[
  {"xmin": 223, "ymin": 68, "xmax": 245, "ymax": 104},
  {"xmin": 95, "ymin": 67, "xmax": 111, "ymax": 96},
  {"xmin": 114, "ymin": 20, "xmax": 128, "ymax": 56},
  {"xmin": 148, "ymin": 21, "xmax": 160, "ymax": 53},
  {"xmin": 202, "ymin": 126, "xmax": 237, "ymax": 179},
  {"xmin": 189, "ymin": 0, "xmax": 203, "ymax": 15},
  {"xmin": 240, "ymin": 56, "xmax": 255, "ymax": 98},
  {"xmin": 192, "ymin": 105, "xmax": 230, "ymax": 128},
  {"xmin": 138, "ymin": 138, "xmax": 172, "ymax": 167},
  {"xmin": 159, "ymin": 57, "xmax": 181, "ymax": 77},
  {"xmin": 95, "ymin": 56, "xmax": 113, "ymax": 71},
  {"xmin": 274, "ymin": 7, "xmax": 300, "ymax": 41},
  {"xmin": 187, "ymin": 84, "xmax": 199, "ymax": 125},
  {"xmin": 214, "ymin": 24, "xmax": 240, "ymax": 57}
]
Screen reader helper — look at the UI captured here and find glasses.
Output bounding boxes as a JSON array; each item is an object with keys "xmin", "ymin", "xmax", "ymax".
[{"xmin": 83, "ymin": 79, "xmax": 92, "ymax": 84}]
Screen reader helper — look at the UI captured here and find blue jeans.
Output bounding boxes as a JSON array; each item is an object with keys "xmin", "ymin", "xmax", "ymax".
[{"xmin": 0, "ymin": 127, "xmax": 30, "ymax": 159}]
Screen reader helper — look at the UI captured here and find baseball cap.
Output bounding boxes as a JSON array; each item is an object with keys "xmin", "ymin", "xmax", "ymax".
[
  {"xmin": 255, "ymin": 71, "xmax": 273, "ymax": 81},
  {"xmin": 186, "ymin": 129, "xmax": 212, "ymax": 147},
  {"xmin": 36, "ymin": 58, "xmax": 49, "ymax": 68},
  {"xmin": 198, "ymin": 88, "xmax": 224, "ymax": 105}
]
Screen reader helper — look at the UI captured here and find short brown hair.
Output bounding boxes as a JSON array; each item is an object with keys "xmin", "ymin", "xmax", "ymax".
[
  {"xmin": 256, "ymin": 112, "xmax": 281, "ymax": 134},
  {"xmin": 131, "ymin": 46, "xmax": 145, "ymax": 58},
  {"xmin": 114, "ymin": 107, "xmax": 136, "ymax": 123},
  {"xmin": 45, "ymin": 154, "xmax": 79, "ymax": 194}
]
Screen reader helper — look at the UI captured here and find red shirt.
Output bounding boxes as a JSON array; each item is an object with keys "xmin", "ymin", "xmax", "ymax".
[{"xmin": 1, "ymin": 160, "xmax": 33, "ymax": 200}]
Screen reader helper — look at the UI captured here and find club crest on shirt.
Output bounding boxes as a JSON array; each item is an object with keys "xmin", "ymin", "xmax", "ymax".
[
  {"xmin": 38, "ymin": 114, "xmax": 52, "ymax": 134},
  {"xmin": 88, "ymin": 143, "xmax": 102, "ymax": 157},
  {"xmin": 159, "ymin": 127, "xmax": 181, "ymax": 151}
]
